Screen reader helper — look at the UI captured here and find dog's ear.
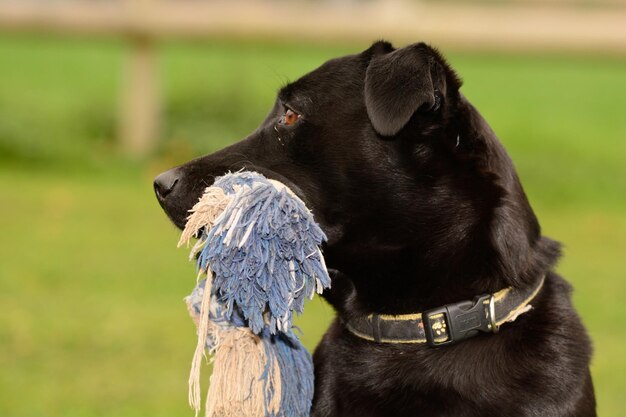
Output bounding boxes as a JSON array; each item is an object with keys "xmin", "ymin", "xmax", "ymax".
[{"xmin": 364, "ymin": 43, "xmax": 443, "ymax": 137}]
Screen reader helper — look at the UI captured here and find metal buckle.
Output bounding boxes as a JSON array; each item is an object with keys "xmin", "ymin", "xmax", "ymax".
[
  {"xmin": 424, "ymin": 294, "xmax": 495, "ymax": 346},
  {"xmin": 488, "ymin": 294, "xmax": 499, "ymax": 333}
]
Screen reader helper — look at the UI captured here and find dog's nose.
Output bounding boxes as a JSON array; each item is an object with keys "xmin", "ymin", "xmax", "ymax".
[{"xmin": 154, "ymin": 169, "xmax": 179, "ymax": 200}]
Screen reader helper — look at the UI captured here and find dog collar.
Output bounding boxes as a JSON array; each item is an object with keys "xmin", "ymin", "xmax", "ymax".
[{"xmin": 343, "ymin": 275, "xmax": 545, "ymax": 346}]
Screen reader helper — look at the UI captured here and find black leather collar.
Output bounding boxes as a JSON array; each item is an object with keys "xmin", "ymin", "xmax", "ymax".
[{"xmin": 343, "ymin": 275, "xmax": 545, "ymax": 346}]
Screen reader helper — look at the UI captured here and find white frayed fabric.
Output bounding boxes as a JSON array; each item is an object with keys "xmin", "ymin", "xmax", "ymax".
[
  {"xmin": 186, "ymin": 277, "xmax": 215, "ymax": 416},
  {"xmin": 178, "ymin": 186, "xmax": 232, "ymax": 258},
  {"xmin": 205, "ymin": 329, "xmax": 281, "ymax": 417}
]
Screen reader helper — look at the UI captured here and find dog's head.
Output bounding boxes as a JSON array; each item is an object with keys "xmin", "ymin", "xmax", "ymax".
[{"xmin": 155, "ymin": 41, "xmax": 559, "ymax": 313}]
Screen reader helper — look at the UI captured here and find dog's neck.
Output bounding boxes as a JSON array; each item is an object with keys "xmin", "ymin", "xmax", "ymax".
[{"xmin": 323, "ymin": 235, "xmax": 559, "ymax": 318}]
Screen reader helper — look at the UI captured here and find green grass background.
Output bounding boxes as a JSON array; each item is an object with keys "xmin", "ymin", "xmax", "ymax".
[{"xmin": 0, "ymin": 36, "xmax": 624, "ymax": 416}]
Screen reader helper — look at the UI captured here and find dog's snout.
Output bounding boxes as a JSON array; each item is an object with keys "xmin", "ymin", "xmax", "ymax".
[{"xmin": 154, "ymin": 169, "xmax": 179, "ymax": 201}]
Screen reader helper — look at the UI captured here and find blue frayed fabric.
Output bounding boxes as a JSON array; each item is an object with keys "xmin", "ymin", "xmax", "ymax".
[
  {"xmin": 263, "ymin": 331, "xmax": 315, "ymax": 417},
  {"xmin": 198, "ymin": 171, "xmax": 331, "ymax": 335},
  {"xmin": 185, "ymin": 171, "xmax": 331, "ymax": 417}
]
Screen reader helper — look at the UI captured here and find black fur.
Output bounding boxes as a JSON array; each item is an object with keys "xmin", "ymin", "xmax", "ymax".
[{"xmin": 154, "ymin": 41, "xmax": 595, "ymax": 417}]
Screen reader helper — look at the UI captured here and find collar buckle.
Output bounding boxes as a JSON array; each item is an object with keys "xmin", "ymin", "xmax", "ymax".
[{"xmin": 424, "ymin": 293, "xmax": 495, "ymax": 346}]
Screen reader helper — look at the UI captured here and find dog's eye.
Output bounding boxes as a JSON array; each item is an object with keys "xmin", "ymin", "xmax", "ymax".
[{"xmin": 279, "ymin": 109, "xmax": 300, "ymax": 126}]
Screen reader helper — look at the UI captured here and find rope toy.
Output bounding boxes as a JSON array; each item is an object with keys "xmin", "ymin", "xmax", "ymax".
[{"xmin": 178, "ymin": 171, "xmax": 331, "ymax": 417}]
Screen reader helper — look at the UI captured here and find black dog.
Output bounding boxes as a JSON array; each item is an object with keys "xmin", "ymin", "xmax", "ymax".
[{"xmin": 155, "ymin": 41, "xmax": 595, "ymax": 417}]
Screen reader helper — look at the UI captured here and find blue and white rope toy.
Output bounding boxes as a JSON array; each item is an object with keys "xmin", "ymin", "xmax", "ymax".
[{"xmin": 178, "ymin": 171, "xmax": 331, "ymax": 417}]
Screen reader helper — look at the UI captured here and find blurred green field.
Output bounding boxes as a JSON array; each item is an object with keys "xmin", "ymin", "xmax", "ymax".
[{"xmin": 0, "ymin": 36, "xmax": 625, "ymax": 417}]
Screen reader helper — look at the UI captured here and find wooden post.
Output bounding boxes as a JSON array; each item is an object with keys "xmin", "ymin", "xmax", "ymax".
[{"xmin": 119, "ymin": 35, "xmax": 159, "ymax": 157}]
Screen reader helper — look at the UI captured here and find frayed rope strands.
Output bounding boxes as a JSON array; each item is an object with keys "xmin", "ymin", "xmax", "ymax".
[{"xmin": 179, "ymin": 171, "xmax": 331, "ymax": 417}]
